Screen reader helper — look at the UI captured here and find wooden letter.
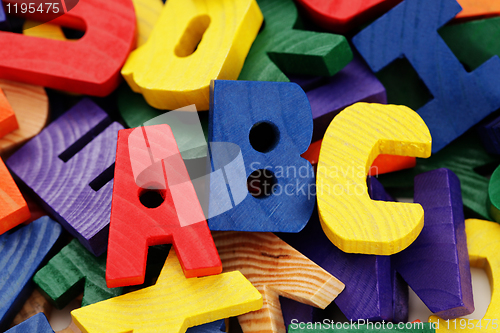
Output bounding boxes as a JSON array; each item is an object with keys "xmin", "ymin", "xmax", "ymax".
[
  {"xmin": 352, "ymin": 0, "xmax": 500, "ymax": 153},
  {"xmin": 7, "ymin": 99, "xmax": 123, "ymax": 256},
  {"xmin": 0, "ymin": 0, "xmax": 135, "ymax": 96},
  {"xmin": 6, "ymin": 313, "xmax": 54, "ymax": 333},
  {"xmin": 317, "ymin": 102, "xmax": 431, "ymax": 255},
  {"xmin": 294, "ymin": 0, "xmax": 401, "ymax": 33},
  {"xmin": 429, "ymin": 219, "xmax": 500, "ymax": 332},
  {"xmin": 378, "ymin": 132, "xmax": 499, "ymax": 220},
  {"xmin": 208, "ymin": 80, "xmax": 315, "ymax": 232},
  {"xmin": 106, "ymin": 125, "xmax": 221, "ymax": 288},
  {"xmin": 237, "ymin": 0, "xmax": 352, "ymax": 82},
  {"xmin": 0, "ymin": 157, "xmax": 30, "ymax": 235},
  {"xmin": 305, "ymin": 56, "xmax": 387, "ymax": 142},
  {"xmin": 34, "ymin": 239, "xmax": 123, "ymax": 309},
  {"xmin": 0, "ymin": 217, "xmax": 62, "ymax": 332},
  {"xmin": 279, "ymin": 207, "xmax": 408, "ymax": 323},
  {"xmin": 0, "ymin": 89, "xmax": 18, "ymax": 139},
  {"xmin": 122, "ymin": 0, "xmax": 263, "ymax": 110},
  {"xmin": 213, "ymin": 231, "xmax": 344, "ymax": 333},
  {"xmin": 9, "ymin": 290, "xmax": 52, "ymax": 329},
  {"xmin": 0, "ymin": 80, "xmax": 48, "ymax": 157},
  {"xmin": 392, "ymin": 169, "xmax": 473, "ymax": 319},
  {"xmin": 454, "ymin": 0, "xmax": 500, "ymax": 22},
  {"xmin": 72, "ymin": 249, "xmax": 262, "ymax": 333}
]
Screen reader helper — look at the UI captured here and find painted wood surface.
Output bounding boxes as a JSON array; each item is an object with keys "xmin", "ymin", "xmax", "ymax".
[
  {"xmin": 21, "ymin": 0, "xmax": 162, "ymax": 48},
  {"xmin": 368, "ymin": 176, "xmax": 409, "ymax": 323},
  {"xmin": 238, "ymin": 0, "xmax": 352, "ymax": 82},
  {"xmin": 0, "ymin": 80, "xmax": 48, "ymax": 157},
  {"xmin": 34, "ymin": 239, "xmax": 123, "ymax": 309},
  {"xmin": 305, "ymin": 56, "xmax": 386, "ymax": 142},
  {"xmin": 279, "ymin": 207, "xmax": 407, "ymax": 323},
  {"xmin": 392, "ymin": 169, "xmax": 473, "ymax": 319},
  {"xmin": 379, "ymin": 131, "xmax": 499, "ymax": 220},
  {"xmin": 440, "ymin": 17, "xmax": 500, "ymax": 72},
  {"xmin": 317, "ymin": 102, "xmax": 431, "ymax": 255},
  {"xmin": 72, "ymin": 249, "xmax": 262, "ymax": 333},
  {"xmin": 7, "ymin": 98, "xmax": 122, "ymax": 256},
  {"xmin": 106, "ymin": 125, "xmax": 221, "ymax": 288},
  {"xmin": 131, "ymin": 0, "xmax": 163, "ymax": 47},
  {"xmin": 429, "ymin": 219, "xmax": 500, "ymax": 332},
  {"xmin": 302, "ymin": 140, "xmax": 415, "ymax": 176},
  {"xmin": 353, "ymin": 0, "xmax": 500, "ymax": 153},
  {"xmin": 0, "ymin": 0, "xmax": 135, "ymax": 96},
  {"xmin": 213, "ymin": 231, "xmax": 344, "ymax": 333},
  {"xmin": 117, "ymin": 84, "xmax": 209, "ymax": 160},
  {"xmin": 479, "ymin": 112, "xmax": 500, "ymax": 155},
  {"xmin": 208, "ymin": 80, "xmax": 315, "ymax": 232},
  {"xmin": 6, "ymin": 313, "xmax": 54, "ymax": 333},
  {"xmin": 294, "ymin": 0, "xmax": 401, "ymax": 33},
  {"xmin": 22, "ymin": 21, "xmax": 67, "ymax": 40},
  {"xmin": 187, "ymin": 320, "xmax": 224, "ymax": 333},
  {"xmin": 122, "ymin": 0, "xmax": 262, "ymax": 110},
  {"xmin": 455, "ymin": 0, "xmax": 500, "ymax": 22},
  {"xmin": 0, "ymin": 88, "xmax": 18, "ymax": 139},
  {"xmin": 9, "ymin": 289, "xmax": 52, "ymax": 329},
  {"xmin": 0, "ymin": 217, "xmax": 62, "ymax": 332},
  {"xmin": 0, "ymin": 156, "xmax": 30, "ymax": 235}
]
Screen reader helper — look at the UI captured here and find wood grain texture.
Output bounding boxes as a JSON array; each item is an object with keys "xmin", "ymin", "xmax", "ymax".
[
  {"xmin": 317, "ymin": 102, "xmax": 431, "ymax": 255},
  {"xmin": 294, "ymin": 0, "xmax": 402, "ymax": 34},
  {"xmin": 454, "ymin": 0, "xmax": 500, "ymax": 22},
  {"xmin": 0, "ymin": 88, "xmax": 18, "ymax": 139},
  {"xmin": 305, "ymin": 56, "xmax": 386, "ymax": 142},
  {"xmin": 6, "ymin": 313, "xmax": 54, "ymax": 333},
  {"xmin": 0, "ymin": 0, "xmax": 135, "ymax": 96},
  {"xmin": 208, "ymin": 80, "xmax": 315, "ymax": 232},
  {"xmin": 106, "ymin": 125, "xmax": 221, "ymax": 288},
  {"xmin": 33, "ymin": 239, "xmax": 123, "ymax": 309},
  {"xmin": 9, "ymin": 289, "xmax": 52, "ymax": 328},
  {"xmin": 238, "ymin": 0, "xmax": 352, "ymax": 82},
  {"xmin": 368, "ymin": 176, "xmax": 409, "ymax": 323},
  {"xmin": 429, "ymin": 219, "xmax": 500, "ymax": 332},
  {"xmin": 0, "ymin": 157, "xmax": 30, "ymax": 235},
  {"xmin": 352, "ymin": 0, "xmax": 500, "ymax": 153},
  {"xmin": 302, "ymin": 140, "xmax": 416, "ymax": 176},
  {"xmin": 378, "ymin": 131, "xmax": 499, "ymax": 220},
  {"xmin": 72, "ymin": 249, "xmax": 262, "ymax": 333},
  {"xmin": 392, "ymin": 169, "xmax": 473, "ymax": 319},
  {"xmin": 131, "ymin": 0, "xmax": 163, "ymax": 47},
  {"xmin": 213, "ymin": 231, "xmax": 344, "ymax": 333},
  {"xmin": 122, "ymin": 0, "xmax": 262, "ymax": 110},
  {"xmin": 0, "ymin": 216, "xmax": 62, "ymax": 332},
  {"xmin": 21, "ymin": 0, "xmax": 161, "ymax": 48},
  {"xmin": 0, "ymin": 79, "xmax": 48, "ymax": 158},
  {"xmin": 288, "ymin": 322, "xmax": 435, "ymax": 332},
  {"xmin": 279, "ymin": 207, "xmax": 407, "ymax": 323},
  {"xmin": 6, "ymin": 98, "xmax": 123, "ymax": 256}
]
